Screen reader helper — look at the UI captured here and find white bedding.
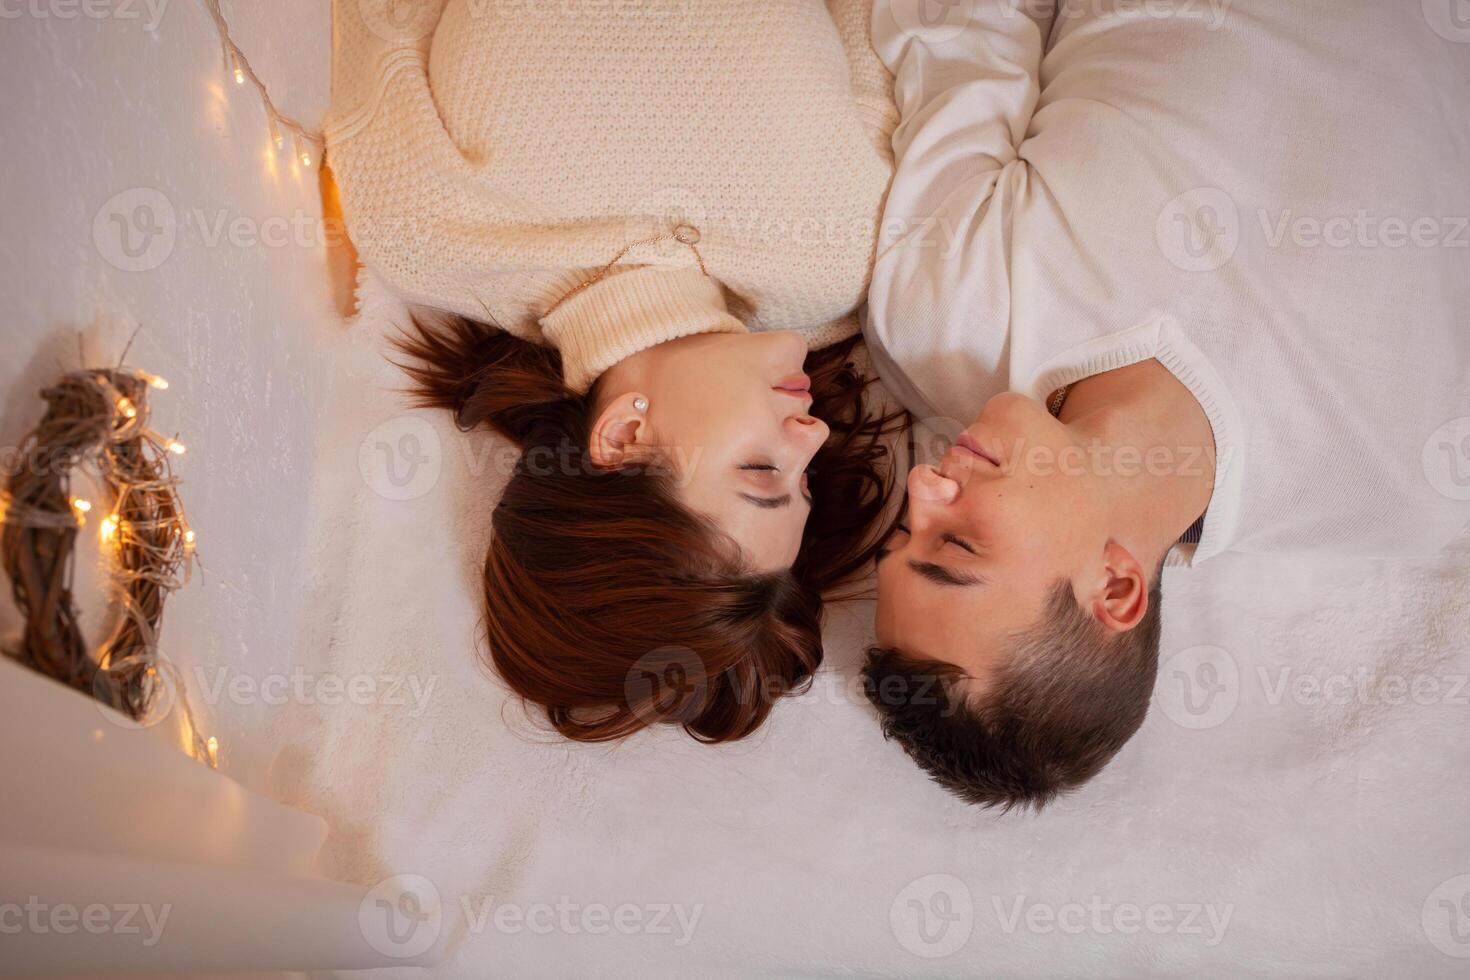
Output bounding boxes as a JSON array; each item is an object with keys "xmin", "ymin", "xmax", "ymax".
[
  {"xmin": 249, "ymin": 272, "xmax": 1470, "ymax": 978},
  {"xmin": 260, "ymin": 2, "xmax": 1470, "ymax": 974},
  {"xmin": 7, "ymin": 0, "xmax": 1462, "ymax": 974}
]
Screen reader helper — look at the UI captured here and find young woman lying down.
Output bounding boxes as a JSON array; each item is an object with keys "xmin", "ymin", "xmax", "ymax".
[{"xmin": 325, "ymin": 1, "xmax": 903, "ymax": 742}]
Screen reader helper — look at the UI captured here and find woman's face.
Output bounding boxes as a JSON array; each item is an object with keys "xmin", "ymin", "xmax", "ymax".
[{"xmin": 593, "ymin": 331, "xmax": 831, "ymax": 572}]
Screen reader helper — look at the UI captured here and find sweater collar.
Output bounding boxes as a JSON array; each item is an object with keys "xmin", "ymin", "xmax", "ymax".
[{"xmin": 540, "ymin": 266, "xmax": 748, "ymax": 393}]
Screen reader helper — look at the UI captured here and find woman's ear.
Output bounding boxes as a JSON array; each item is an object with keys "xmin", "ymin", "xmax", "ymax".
[
  {"xmin": 1089, "ymin": 540, "xmax": 1150, "ymax": 633},
  {"xmin": 589, "ymin": 392, "xmax": 651, "ymax": 468}
]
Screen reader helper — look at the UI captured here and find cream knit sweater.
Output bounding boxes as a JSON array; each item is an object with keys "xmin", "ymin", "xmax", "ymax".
[{"xmin": 326, "ymin": 1, "xmax": 896, "ymax": 392}]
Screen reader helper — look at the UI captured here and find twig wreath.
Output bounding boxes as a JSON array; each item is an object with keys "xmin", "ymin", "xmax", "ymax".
[{"xmin": 0, "ymin": 357, "xmax": 214, "ymax": 765}]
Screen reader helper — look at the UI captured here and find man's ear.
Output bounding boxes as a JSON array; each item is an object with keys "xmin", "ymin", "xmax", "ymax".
[
  {"xmin": 588, "ymin": 392, "xmax": 651, "ymax": 468},
  {"xmin": 1088, "ymin": 539, "xmax": 1150, "ymax": 633}
]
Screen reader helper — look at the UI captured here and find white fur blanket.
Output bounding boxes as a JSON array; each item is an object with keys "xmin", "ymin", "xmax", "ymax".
[{"xmin": 261, "ymin": 273, "xmax": 1470, "ymax": 978}]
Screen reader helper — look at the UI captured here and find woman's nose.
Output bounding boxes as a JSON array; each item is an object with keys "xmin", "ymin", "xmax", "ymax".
[
  {"xmin": 908, "ymin": 464, "xmax": 959, "ymax": 505},
  {"xmin": 790, "ymin": 413, "xmax": 830, "ymax": 449}
]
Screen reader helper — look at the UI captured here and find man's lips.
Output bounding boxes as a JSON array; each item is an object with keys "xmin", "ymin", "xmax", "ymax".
[{"xmin": 955, "ymin": 432, "xmax": 1001, "ymax": 467}]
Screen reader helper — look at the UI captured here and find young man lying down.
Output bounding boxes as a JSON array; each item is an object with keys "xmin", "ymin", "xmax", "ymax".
[{"xmin": 861, "ymin": 0, "xmax": 1470, "ymax": 808}]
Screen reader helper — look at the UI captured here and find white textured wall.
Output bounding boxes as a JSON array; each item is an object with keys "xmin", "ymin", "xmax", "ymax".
[{"xmin": 0, "ymin": 0, "xmax": 333, "ymax": 790}]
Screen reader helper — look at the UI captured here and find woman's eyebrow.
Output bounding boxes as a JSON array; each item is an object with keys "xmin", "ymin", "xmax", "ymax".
[
  {"xmin": 907, "ymin": 559, "xmax": 985, "ymax": 588},
  {"xmin": 739, "ymin": 492, "xmax": 791, "ymax": 509}
]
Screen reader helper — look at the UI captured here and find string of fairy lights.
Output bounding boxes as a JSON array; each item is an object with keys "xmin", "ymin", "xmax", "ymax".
[
  {"xmin": 203, "ymin": 0, "xmax": 324, "ymax": 168},
  {"xmin": 2, "ymin": 4, "xmax": 320, "ymax": 768},
  {"xmin": 0, "ymin": 359, "xmax": 217, "ymax": 768}
]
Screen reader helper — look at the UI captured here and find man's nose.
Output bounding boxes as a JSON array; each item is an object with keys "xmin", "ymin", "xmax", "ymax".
[{"xmin": 908, "ymin": 463, "xmax": 959, "ymax": 505}]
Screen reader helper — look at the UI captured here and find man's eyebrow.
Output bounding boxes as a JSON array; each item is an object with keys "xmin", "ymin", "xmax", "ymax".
[
  {"xmin": 739, "ymin": 492, "xmax": 791, "ymax": 510},
  {"xmin": 907, "ymin": 559, "xmax": 985, "ymax": 588}
]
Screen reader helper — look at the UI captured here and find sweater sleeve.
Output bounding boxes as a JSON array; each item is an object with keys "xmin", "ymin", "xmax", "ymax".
[
  {"xmin": 826, "ymin": 0, "xmax": 899, "ymax": 161},
  {"xmin": 328, "ymin": 0, "xmax": 445, "ymax": 123},
  {"xmin": 325, "ymin": 0, "xmax": 486, "ymax": 315},
  {"xmin": 863, "ymin": 0, "xmax": 1051, "ymax": 420},
  {"xmin": 326, "ymin": 0, "xmax": 585, "ymax": 337}
]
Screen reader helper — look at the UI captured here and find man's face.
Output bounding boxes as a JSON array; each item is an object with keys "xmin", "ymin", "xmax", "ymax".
[{"xmin": 875, "ymin": 393, "xmax": 1103, "ymax": 686}]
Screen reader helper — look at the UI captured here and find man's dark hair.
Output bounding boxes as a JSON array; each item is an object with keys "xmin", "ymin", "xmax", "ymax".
[{"xmin": 862, "ymin": 576, "xmax": 1164, "ymax": 810}]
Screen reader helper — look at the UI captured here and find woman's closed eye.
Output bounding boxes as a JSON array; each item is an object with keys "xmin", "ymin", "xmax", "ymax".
[
  {"xmin": 941, "ymin": 532, "xmax": 979, "ymax": 556},
  {"xmin": 737, "ymin": 462, "xmax": 812, "ymax": 507}
]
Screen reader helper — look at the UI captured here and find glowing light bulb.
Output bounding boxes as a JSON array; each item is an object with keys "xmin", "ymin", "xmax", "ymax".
[
  {"xmin": 100, "ymin": 515, "xmax": 118, "ymax": 541},
  {"xmin": 71, "ymin": 497, "xmax": 92, "ymax": 513},
  {"xmin": 206, "ymin": 736, "xmax": 219, "ymax": 766},
  {"xmin": 183, "ymin": 529, "xmax": 196, "ymax": 546},
  {"xmin": 117, "ymin": 397, "xmax": 137, "ymax": 419},
  {"xmin": 293, "ymin": 132, "xmax": 312, "ymax": 168},
  {"xmin": 146, "ymin": 374, "xmax": 169, "ymax": 390},
  {"xmin": 166, "ymin": 439, "xmax": 187, "ymax": 456},
  {"xmin": 231, "ymin": 52, "xmax": 245, "ymax": 85}
]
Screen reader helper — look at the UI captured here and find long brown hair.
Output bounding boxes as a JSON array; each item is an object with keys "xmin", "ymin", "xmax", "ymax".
[{"xmin": 393, "ymin": 313, "xmax": 900, "ymax": 742}]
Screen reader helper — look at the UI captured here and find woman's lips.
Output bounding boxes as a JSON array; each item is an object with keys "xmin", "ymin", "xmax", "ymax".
[
  {"xmin": 773, "ymin": 374, "xmax": 812, "ymax": 399},
  {"xmin": 956, "ymin": 432, "xmax": 1001, "ymax": 467},
  {"xmin": 773, "ymin": 374, "xmax": 812, "ymax": 393}
]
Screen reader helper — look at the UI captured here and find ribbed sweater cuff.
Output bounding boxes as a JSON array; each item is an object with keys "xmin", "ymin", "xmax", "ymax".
[{"xmin": 541, "ymin": 266, "xmax": 749, "ymax": 393}]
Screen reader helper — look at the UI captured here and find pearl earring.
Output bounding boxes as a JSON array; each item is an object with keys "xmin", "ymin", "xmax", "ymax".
[{"xmin": 633, "ymin": 397, "xmax": 648, "ymax": 412}]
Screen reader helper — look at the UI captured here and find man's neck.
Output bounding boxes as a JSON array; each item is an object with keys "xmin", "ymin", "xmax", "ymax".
[{"xmin": 1058, "ymin": 358, "xmax": 1216, "ymax": 566}]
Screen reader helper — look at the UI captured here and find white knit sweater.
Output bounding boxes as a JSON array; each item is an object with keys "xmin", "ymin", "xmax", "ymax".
[{"xmin": 326, "ymin": 0, "xmax": 896, "ymax": 392}]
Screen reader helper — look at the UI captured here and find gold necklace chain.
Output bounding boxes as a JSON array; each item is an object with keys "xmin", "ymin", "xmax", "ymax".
[{"xmin": 1047, "ymin": 383, "xmax": 1071, "ymax": 418}]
